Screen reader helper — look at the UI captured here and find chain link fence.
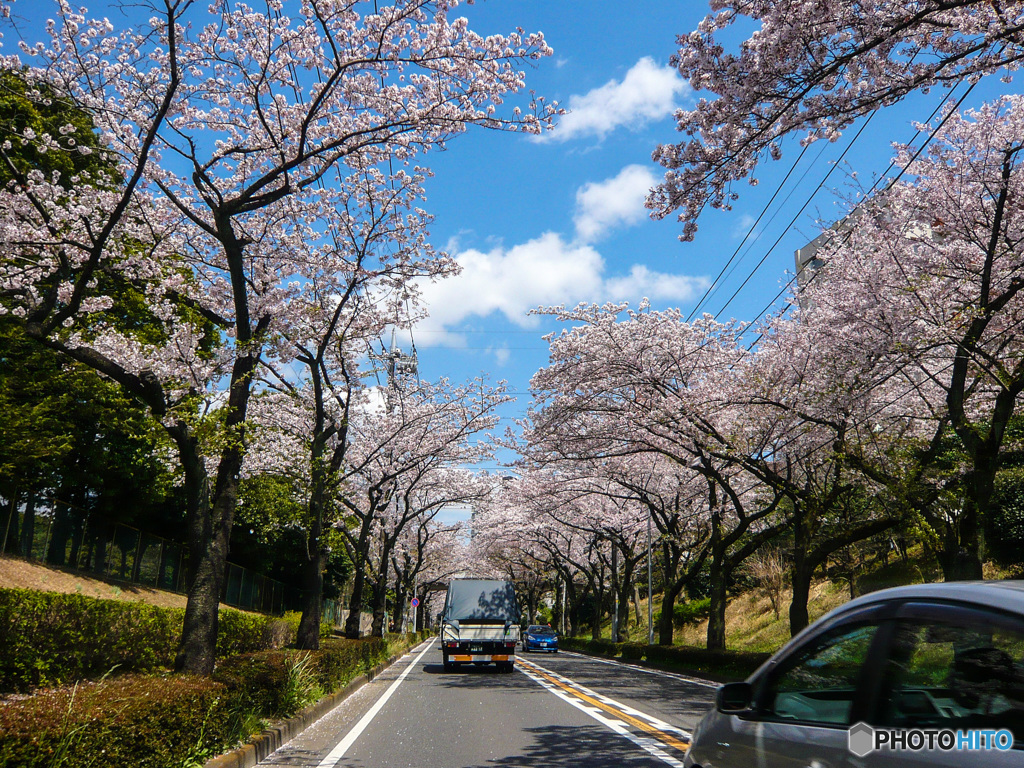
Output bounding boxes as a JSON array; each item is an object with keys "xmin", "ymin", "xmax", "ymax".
[{"xmin": 1, "ymin": 497, "xmax": 297, "ymax": 614}]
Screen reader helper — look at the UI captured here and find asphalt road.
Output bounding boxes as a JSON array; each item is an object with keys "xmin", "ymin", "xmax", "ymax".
[{"xmin": 254, "ymin": 639, "xmax": 718, "ymax": 768}]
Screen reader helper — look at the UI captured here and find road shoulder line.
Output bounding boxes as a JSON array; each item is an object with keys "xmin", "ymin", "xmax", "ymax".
[
  {"xmin": 315, "ymin": 639, "xmax": 435, "ymax": 767},
  {"xmin": 204, "ymin": 638, "xmax": 434, "ymax": 768}
]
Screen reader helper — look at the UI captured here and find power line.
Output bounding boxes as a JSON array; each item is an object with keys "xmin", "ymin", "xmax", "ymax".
[{"xmin": 740, "ymin": 78, "xmax": 979, "ymax": 351}]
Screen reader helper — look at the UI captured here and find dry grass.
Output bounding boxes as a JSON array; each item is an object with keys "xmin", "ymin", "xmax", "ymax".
[
  {"xmin": 0, "ymin": 555, "xmax": 245, "ymax": 612},
  {"xmin": 609, "ymin": 580, "xmax": 851, "ymax": 652},
  {"xmin": 673, "ymin": 580, "xmax": 849, "ymax": 652}
]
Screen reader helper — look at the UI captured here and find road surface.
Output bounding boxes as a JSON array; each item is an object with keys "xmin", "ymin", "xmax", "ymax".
[{"xmin": 254, "ymin": 639, "xmax": 718, "ymax": 768}]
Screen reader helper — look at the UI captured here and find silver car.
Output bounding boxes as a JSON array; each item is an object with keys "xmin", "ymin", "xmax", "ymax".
[{"xmin": 684, "ymin": 581, "xmax": 1024, "ymax": 767}]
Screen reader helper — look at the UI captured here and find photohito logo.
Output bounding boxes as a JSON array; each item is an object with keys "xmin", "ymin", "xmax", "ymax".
[{"xmin": 848, "ymin": 722, "xmax": 1014, "ymax": 756}]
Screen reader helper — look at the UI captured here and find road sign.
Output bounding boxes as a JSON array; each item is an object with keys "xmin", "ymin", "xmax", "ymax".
[{"xmin": 411, "ymin": 598, "xmax": 420, "ymax": 607}]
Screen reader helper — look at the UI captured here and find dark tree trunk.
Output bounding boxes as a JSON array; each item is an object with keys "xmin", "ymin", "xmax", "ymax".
[
  {"xmin": 19, "ymin": 492, "xmax": 37, "ymax": 558},
  {"xmin": 789, "ymin": 562, "xmax": 813, "ymax": 638},
  {"xmin": 296, "ymin": 545, "xmax": 327, "ymax": 650},
  {"xmin": 296, "ymin": 485, "xmax": 328, "ymax": 650},
  {"xmin": 658, "ymin": 585, "xmax": 681, "ymax": 646},
  {"xmin": 789, "ymin": 509, "xmax": 813, "ymax": 637},
  {"xmin": 47, "ymin": 497, "xmax": 73, "ymax": 566},
  {"xmin": 706, "ymin": 555, "xmax": 728, "ymax": 652},
  {"xmin": 2, "ymin": 488, "xmax": 19, "ymax": 555},
  {"xmin": 591, "ymin": 582, "xmax": 603, "ymax": 641},
  {"xmin": 344, "ymin": 565, "xmax": 368, "ymax": 639},
  {"xmin": 344, "ymin": 518, "xmax": 373, "ymax": 639},
  {"xmin": 172, "ymin": 425, "xmax": 221, "ymax": 675}
]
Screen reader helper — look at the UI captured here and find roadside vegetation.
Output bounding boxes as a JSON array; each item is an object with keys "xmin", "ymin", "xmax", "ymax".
[{"xmin": 0, "ymin": 582, "xmax": 428, "ymax": 768}]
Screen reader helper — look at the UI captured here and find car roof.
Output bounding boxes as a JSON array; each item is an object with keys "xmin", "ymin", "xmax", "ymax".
[{"xmin": 827, "ymin": 580, "xmax": 1024, "ymax": 621}]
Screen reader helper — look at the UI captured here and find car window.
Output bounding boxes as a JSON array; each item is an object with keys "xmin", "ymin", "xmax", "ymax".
[
  {"xmin": 881, "ymin": 613, "xmax": 1024, "ymax": 745},
  {"xmin": 528, "ymin": 626, "xmax": 555, "ymax": 635},
  {"xmin": 760, "ymin": 623, "xmax": 878, "ymax": 726}
]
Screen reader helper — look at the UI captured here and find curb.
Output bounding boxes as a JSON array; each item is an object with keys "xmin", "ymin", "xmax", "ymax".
[{"xmin": 203, "ymin": 640, "xmax": 429, "ymax": 768}]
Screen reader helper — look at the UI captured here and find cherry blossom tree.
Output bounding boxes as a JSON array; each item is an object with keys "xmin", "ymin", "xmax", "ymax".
[
  {"xmin": 527, "ymin": 303, "xmax": 789, "ymax": 648},
  {"xmin": 651, "ymin": 0, "xmax": 1024, "ymax": 238},
  {"xmin": 0, "ymin": 0, "xmax": 553, "ymax": 672},
  {"xmin": 774, "ymin": 96, "xmax": 1024, "ymax": 581},
  {"xmin": 338, "ymin": 377, "xmax": 510, "ymax": 637},
  {"xmin": 252, "ymin": 164, "xmax": 453, "ymax": 649}
]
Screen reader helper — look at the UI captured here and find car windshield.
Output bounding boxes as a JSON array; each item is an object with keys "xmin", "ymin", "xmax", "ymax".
[{"xmin": 528, "ymin": 626, "xmax": 556, "ymax": 635}]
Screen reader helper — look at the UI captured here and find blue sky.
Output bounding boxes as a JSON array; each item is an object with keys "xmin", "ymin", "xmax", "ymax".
[
  {"xmin": 399, "ymin": 1, "xmax": 1022, "ymax": 473},
  {"xmin": 12, "ymin": 1, "xmax": 1021, "ymax": 477}
]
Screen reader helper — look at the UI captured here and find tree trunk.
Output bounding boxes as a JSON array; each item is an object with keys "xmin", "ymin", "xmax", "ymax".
[
  {"xmin": 2, "ymin": 488, "xmax": 19, "ymax": 555},
  {"xmin": 789, "ymin": 559, "xmax": 813, "ymax": 638},
  {"xmin": 658, "ymin": 585, "xmax": 681, "ymax": 646},
  {"xmin": 591, "ymin": 582, "xmax": 603, "ymax": 641},
  {"xmin": 296, "ymin": 487, "xmax": 328, "ymax": 650},
  {"xmin": 706, "ymin": 555, "xmax": 728, "ymax": 651},
  {"xmin": 789, "ymin": 509, "xmax": 813, "ymax": 637},
  {"xmin": 296, "ymin": 544, "xmax": 327, "ymax": 650},
  {"xmin": 371, "ymin": 579, "xmax": 387, "ymax": 637},
  {"xmin": 47, "ymin": 497, "xmax": 73, "ymax": 566},
  {"xmin": 344, "ymin": 519, "xmax": 373, "ymax": 639},
  {"xmin": 19, "ymin": 492, "xmax": 37, "ymax": 558},
  {"xmin": 172, "ymin": 426, "xmax": 222, "ymax": 676}
]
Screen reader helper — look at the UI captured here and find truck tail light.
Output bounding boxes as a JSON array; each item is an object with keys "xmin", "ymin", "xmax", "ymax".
[
  {"xmin": 505, "ymin": 641, "xmax": 516, "ymax": 648},
  {"xmin": 445, "ymin": 642, "xmax": 458, "ymax": 649}
]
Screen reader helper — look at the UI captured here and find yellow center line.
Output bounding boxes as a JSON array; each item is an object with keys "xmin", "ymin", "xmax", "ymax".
[{"xmin": 519, "ymin": 659, "xmax": 691, "ymax": 754}]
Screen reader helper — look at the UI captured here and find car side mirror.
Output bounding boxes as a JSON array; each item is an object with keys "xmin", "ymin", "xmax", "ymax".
[{"xmin": 716, "ymin": 682, "xmax": 753, "ymax": 714}]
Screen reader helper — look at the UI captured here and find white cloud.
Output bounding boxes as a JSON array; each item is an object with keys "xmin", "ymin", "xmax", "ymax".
[
  {"xmin": 415, "ymin": 232, "xmax": 708, "ymax": 337},
  {"xmin": 574, "ymin": 164, "xmax": 657, "ymax": 242},
  {"xmin": 492, "ymin": 346, "xmax": 511, "ymax": 366},
  {"xmin": 540, "ymin": 57, "xmax": 689, "ymax": 143},
  {"xmin": 732, "ymin": 213, "xmax": 761, "ymax": 241},
  {"xmin": 605, "ymin": 265, "xmax": 708, "ymax": 303},
  {"xmin": 418, "ymin": 232, "xmax": 604, "ymax": 331}
]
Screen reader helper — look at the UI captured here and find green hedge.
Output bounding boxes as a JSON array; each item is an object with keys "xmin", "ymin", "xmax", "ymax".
[
  {"xmin": 560, "ymin": 637, "xmax": 770, "ymax": 679},
  {"xmin": 0, "ymin": 588, "xmax": 296, "ymax": 692},
  {"xmin": 212, "ymin": 636, "xmax": 396, "ymax": 717},
  {"xmin": 0, "ymin": 633, "xmax": 431, "ymax": 768},
  {"xmin": 0, "ymin": 674, "xmax": 237, "ymax": 768}
]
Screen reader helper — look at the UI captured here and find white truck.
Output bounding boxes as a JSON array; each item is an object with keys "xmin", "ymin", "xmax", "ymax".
[{"xmin": 440, "ymin": 578, "xmax": 521, "ymax": 672}]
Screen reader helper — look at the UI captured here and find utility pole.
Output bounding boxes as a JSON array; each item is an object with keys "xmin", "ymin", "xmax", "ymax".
[{"xmin": 371, "ymin": 330, "xmax": 418, "ymax": 636}]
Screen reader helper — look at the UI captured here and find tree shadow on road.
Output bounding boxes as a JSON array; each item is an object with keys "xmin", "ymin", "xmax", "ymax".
[{"xmin": 465, "ymin": 723, "xmax": 676, "ymax": 767}]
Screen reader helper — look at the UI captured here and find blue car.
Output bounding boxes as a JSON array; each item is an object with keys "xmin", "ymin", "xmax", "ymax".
[{"xmin": 522, "ymin": 625, "xmax": 558, "ymax": 653}]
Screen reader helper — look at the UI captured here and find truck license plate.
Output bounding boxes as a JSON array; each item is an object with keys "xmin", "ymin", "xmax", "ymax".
[{"xmin": 470, "ymin": 644, "xmax": 483, "ymax": 652}]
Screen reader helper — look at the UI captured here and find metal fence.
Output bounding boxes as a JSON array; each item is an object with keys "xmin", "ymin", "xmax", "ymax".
[{"xmin": 1, "ymin": 498, "xmax": 296, "ymax": 614}]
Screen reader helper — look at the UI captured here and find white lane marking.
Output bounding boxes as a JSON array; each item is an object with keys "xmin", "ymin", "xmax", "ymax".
[
  {"xmin": 523, "ymin": 658, "xmax": 692, "ymax": 739},
  {"xmin": 316, "ymin": 640, "xmax": 434, "ymax": 767},
  {"xmin": 518, "ymin": 663, "xmax": 687, "ymax": 768},
  {"xmin": 560, "ymin": 650, "xmax": 719, "ymax": 689}
]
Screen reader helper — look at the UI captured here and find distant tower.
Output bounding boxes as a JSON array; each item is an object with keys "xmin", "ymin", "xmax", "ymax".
[{"xmin": 373, "ymin": 328, "xmax": 418, "ymax": 413}]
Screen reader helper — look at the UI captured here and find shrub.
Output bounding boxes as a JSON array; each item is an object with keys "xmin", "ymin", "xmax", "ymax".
[
  {"xmin": 674, "ymin": 598, "xmax": 712, "ymax": 626},
  {"xmin": 0, "ymin": 674, "xmax": 239, "ymax": 768},
  {"xmin": 0, "ymin": 588, "xmax": 287, "ymax": 692},
  {"xmin": 0, "ymin": 633, "xmax": 427, "ymax": 767},
  {"xmin": 653, "ymin": 598, "xmax": 712, "ymax": 630},
  {"xmin": 619, "ymin": 643, "xmax": 646, "ymax": 660},
  {"xmin": 0, "ymin": 589, "xmax": 180, "ymax": 692},
  {"xmin": 212, "ymin": 637, "xmax": 392, "ymax": 719}
]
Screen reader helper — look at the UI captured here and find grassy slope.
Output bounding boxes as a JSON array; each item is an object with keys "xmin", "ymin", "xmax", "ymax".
[
  {"xmin": 0, "ymin": 555, "xmax": 246, "ymax": 611},
  {"xmin": 601, "ymin": 554, "xmax": 1016, "ymax": 653}
]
